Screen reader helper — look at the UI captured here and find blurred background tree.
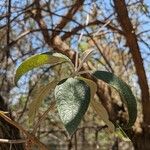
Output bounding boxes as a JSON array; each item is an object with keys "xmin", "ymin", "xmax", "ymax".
[{"xmin": 0, "ymin": 0, "xmax": 150, "ymax": 149}]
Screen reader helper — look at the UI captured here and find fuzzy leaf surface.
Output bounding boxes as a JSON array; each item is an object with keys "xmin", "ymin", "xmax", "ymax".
[
  {"xmin": 14, "ymin": 53, "xmax": 68, "ymax": 85},
  {"xmin": 55, "ymin": 78, "xmax": 90, "ymax": 135}
]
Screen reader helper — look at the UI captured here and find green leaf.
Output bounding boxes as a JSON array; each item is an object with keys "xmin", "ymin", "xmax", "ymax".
[
  {"xmin": 77, "ymin": 77, "xmax": 115, "ymax": 132},
  {"xmin": 78, "ymin": 42, "xmax": 89, "ymax": 52},
  {"xmin": 115, "ymin": 124, "xmax": 131, "ymax": 142},
  {"xmin": 76, "ymin": 77, "xmax": 97, "ymax": 100},
  {"xmin": 52, "ymin": 53, "xmax": 75, "ymax": 80},
  {"xmin": 54, "ymin": 77, "xmax": 90, "ymax": 135},
  {"xmin": 93, "ymin": 71, "xmax": 137, "ymax": 128},
  {"xmin": 53, "ymin": 53, "xmax": 72, "ymax": 62},
  {"xmin": 14, "ymin": 52, "xmax": 68, "ymax": 85},
  {"xmin": 28, "ymin": 79, "xmax": 58, "ymax": 123}
]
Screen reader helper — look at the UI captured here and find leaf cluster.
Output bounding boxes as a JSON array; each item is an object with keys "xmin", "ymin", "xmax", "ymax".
[{"xmin": 14, "ymin": 51, "xmax": 137, "ymax": 139}]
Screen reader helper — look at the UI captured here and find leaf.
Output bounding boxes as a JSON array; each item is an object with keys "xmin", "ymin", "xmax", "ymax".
[
  {"xmin": 54, "ymin": 77, "xmax": 90, "ymax": 135},
  {"xmin": 76, "ymin": 77, "xmax": 97, "ymax": 100},
  {"xmin": 91, "ymin": 100, "xmax": 115, "ymax": 132},
  {"xmin": 77, "ymin": 49, "xmax": 94, "ymax": 72},
  {"xmin": 78, "ymin": 42, "xmax": 89, "ymax": 52},
  {"xmin": 52, "ymin": 53, "xmax": 75, "ymax": 80},
  {"xmin": 28, "ymin": 79, "xmax": 58, "ymax": 123},
  {"xmin": 93, "ymin": 71, "xmax": 137, "ymax": 128},
  {"xmin": 80, "ymin": 49, "xmax": 94, "ymax": 64},
  {"xmin": 14, "ymin": 52, "xmax": 68, "ymax": 85},
  {"xmin": 53, "ymin": 53, "xmax": 72, "ymax": 62},
  {"xmin": 77, "ymin": 77, "xmax": 115, "ymax": 132},
  {"xmin": 115, "ymin": 124, "xmax": 131, "ymax": 142}
]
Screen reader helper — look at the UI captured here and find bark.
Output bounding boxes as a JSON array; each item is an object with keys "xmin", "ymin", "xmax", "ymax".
[
  {"xmin": 132, "ymin": 125, "xmax": 150, "ymax": 150},
  {"xmin": 0, "ymin": 95, "xmax": 24, "ymax": 150},
  {"xmin": 113, "ymin": 0, "xmax": 150, "ymax": 149}
]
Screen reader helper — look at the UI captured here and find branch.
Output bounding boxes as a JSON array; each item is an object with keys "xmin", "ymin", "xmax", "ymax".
[
  {"xmin": 0, "ymin": 112, "xmax": 48, "ymax": 150},
  {"xmin": 62, "ymin": 19, "xmax": 124, "ymax": 40},
  {"xmin": 113, "ymin": 0, "xmax": 150, "ymax": 124},
  {"xmin": 0, "ymin": 139, "xmax": 26, "ymax": 144},
  {"xmin": 6, "ymin": 0, "xmax": 11, "ymax": 58},
  {"xmin": 53, "ymin": 0, "xmax": 85, "ymax": 36}
]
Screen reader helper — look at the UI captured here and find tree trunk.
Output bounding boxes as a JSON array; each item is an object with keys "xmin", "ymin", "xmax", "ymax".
[
  {"xmin": 113, "ymin": 0, "xmax": 150, "ymax": 150},
  {"xmin": 0, "ymin": 95, "xmax": 24, "ymax": 150},
  {"xmin": 132, "ymin": 128, "xmax": 150, "ymax": 150}
]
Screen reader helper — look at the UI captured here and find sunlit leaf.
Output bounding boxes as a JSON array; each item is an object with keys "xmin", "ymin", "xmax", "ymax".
[
  {"xmin": 14, "ymin": 52, "xmax": 68, "ymax": 85},
  {"xmin": 28, "ymin": 79, "xmax": 58, "ymax": 123},
  {"xmin": 54, "ymin": 77, "xmax": 90, "ymax": 135},
  {"xmin": 53, "ymin": 53, "xmax": 72, "ymax": 62},
  {"xmin": 93, "ymin": 71, "xmax": 137, "ymax": 128}
]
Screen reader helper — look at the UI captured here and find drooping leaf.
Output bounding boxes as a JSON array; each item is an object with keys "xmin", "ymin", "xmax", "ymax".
[
  {"xmin": 28, "ymin": 79, "xmax": 58, "ymax": 123},
  {"xmin": 91, "ymin": 100, "xmax": 115, "ymax": 132},
  {"xmin": 77, "ymin": 77, "xmax": 115, "ymax": 132},
  {"xmin": 93, "ymin": 71, "xmax": 137, "ymax": 128},
  {"xmin": 54, "ymin": 77, "xmax": 90, "ymax": 135},
  {"xmin": 14, "ymin": 52, "xmax": 69, "ymax": 85}
]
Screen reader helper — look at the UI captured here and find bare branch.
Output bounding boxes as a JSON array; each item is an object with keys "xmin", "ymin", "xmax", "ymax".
[{"xmin": 113, "ymin": 0, "xmax": 150, "ymax": 124}]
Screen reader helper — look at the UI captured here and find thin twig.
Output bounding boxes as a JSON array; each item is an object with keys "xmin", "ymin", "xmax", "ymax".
[
  {"xmin": 7, "ymin": 0, "xmax": 11, "ymax": 57},
  {"xmin": 0, "ymin": 139, "xmax": 26, "ymax": 144},
  {"xmin": 75, "ymin": 52, "xmax": 79, "ymax": 72},
  {"xmin": 9, "ymin": 143, "xmax": 12, "ymax": 150},
  {"xmin": 93, "ymin": 20, "xmax": 111, "ymax": 37},
  {"xmin": 32, "ymin": 101, "xmax": 56, "ymax": 135}
]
